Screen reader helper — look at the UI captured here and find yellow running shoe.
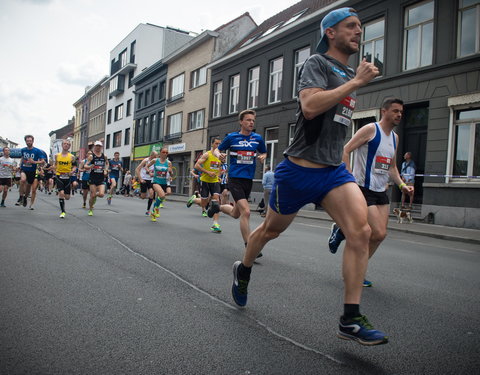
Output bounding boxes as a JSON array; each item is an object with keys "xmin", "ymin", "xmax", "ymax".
[
  {"xmin": 59, "ymin": 212, "xmax": 66, "ymax": 219},
  {"xmin": 154, "ymin": 207, "xmax": 160, "ymax": 218},
  {"xmin": 88, "ymin": 210, "xmax": 93, "ymax": 216}
]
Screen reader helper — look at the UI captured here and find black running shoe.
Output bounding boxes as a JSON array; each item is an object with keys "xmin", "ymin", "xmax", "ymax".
[
  {"xmin": 207, "ymin": 200, "xmax": 220, "ymax": 218},
  {"xmin": 231, "ymin": 261, "xmax": 249, "ymax": 307}
]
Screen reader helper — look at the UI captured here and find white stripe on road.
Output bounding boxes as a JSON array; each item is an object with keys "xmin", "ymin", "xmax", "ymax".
[{"xmin": 64, "ymin": 205, "xmax": 345, "ymax": 365}]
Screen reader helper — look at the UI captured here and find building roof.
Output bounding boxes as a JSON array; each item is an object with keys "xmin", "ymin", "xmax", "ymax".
[{"xmin": 209, "ymin": 0, "xmax": 344, "ymax": 68}]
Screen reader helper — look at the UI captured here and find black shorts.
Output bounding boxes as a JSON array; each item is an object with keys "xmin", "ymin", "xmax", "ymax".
[
  {"xmin": 55, "ymin": 177, "xmax": 72, "ymax": 195},
  {"xmin": 81, "ymin": 180, "xmax": 90, "ymax": 190},
  {"xmin": 200, "ymin": 181, "xmax": 221, "ymax": 198},
  {"xmin": 0, "ymin": 177, "xmax": 12, "ymax": 187},
  {"xmin": 140, "ymin": 180, "xmax": 153, "ymax": 193},
  {"xmin": 22, "ymin": 170, "xmax": 38, "ymax": 185},
  {"xmin": 152, "ymin": 183, "xmax": 168, "ymax": 192},
  {"xmin": 359, "ymin": 186, "xmax": 389, "ymax": 206},
  {"xmin": 45, "ymin": 173, "xmax": 54, "ymax": 181},
  {"xmin": 220, "ymin": 183, "xmax": 228, "ymax": 191},
  {"xmin": 89, "ymin": 173, "xmax": 105, "ymax": 186},
  {"xmin": 228, "ymin": 178, "xmax": 252, "ymax": 202}
]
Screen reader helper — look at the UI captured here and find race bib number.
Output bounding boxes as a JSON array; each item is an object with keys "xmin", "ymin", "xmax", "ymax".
[
  {"xmin": 155, "ymin": 170, "xmax": 167, "ymax": 178},
  {"xmin": 93, "ymin": 164, "xmax": 104, "ymax": 173},
  {"xmin": 210, "ymin": 161, "xmax": 220, "ymax": 170},
  {"xmin": 237, "ymin": 151, "xmax": 254, "ymax": 164},
  {"xmin": 374, "ymin": 156, "xmax": 391, "ymax": 174},
  {"xmin": 333, "ymin": 96, "xmax": 356, "ymax": 127}
]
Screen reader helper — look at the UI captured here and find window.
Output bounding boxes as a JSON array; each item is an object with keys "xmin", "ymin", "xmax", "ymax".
[
  {"xmin": 106, "ymin": 134, "xmax": 111, "ymax": 149},
  {"xmin": 212, "ymin": 81, "xmax": 223, "ymax": 118},
  {"xmin": 113, "ymin": 131, "xmax": 122, "ymax": 147},
  {"xmin": 293, "ymin": 47, "xmax": 310, "ymax": 98},
  {"xmin": 130, "ymin": 41, "xmax": 136, "ymax": 63},
  {"xmin": 114, "ymin": 104, "xmax": 124, "ymax": 121},
  {"xmin": 107, "ymin": 109, "xmax": 112, "ymax": 124},
  {"xmin": 126, "ymin": 99, "xmax": 132, "ymax": 116},
  {"xmin": 145, "ymin": 89, "xmax": 150, "ymax": 107},
  {"xmin": 289, "ymin": 123, "xmax": 296, "ymax": 145},
  {"xmin": 169, "ymin": 74, "xmax": 185, "ymax": 101},
  {"xmin": 137, "ymin": 118, "xmax": 143, "ymax": 144},
  {"xmin": 265, "ymin": 127, "xmax": 279, "ymax": 171},
  {"xmin": 151, "ymin": 114, "xmax": 157, "ymax": 141},
  {"xmin": 158, "ymin": 111, "xmax": 165, "ymax": 139},
  {"xmin": 283, "ymin": 8, "xmax": 308, "ymax": 27},
  {"xmin": 404, "ymin": 1, "xmax": 434, "ymax": 70},
  {"xmin": 268, "ymin": 57, "xmax": 283, "ymax": 104},
  {"xmin": 361, "ymin": 19, "xmax": 384, "ymax": 75},
  {"xmin": 458, "ymin": 0, "xmax": 480, "ymax": 57},
  {"xmin": 124, "ymin": 128, "xmax": 130, "ymax": 145},
  {"xmin": 119, "ymin": 49, "xmax": 127, "ymax": 68},
  {"xmin": 128, "ymin": 71, "xmax": 134, "ymax": 88},
  {"xmin": 247, "ymin": 66, "xmax": 260, "ymax": 108},
  {"xmin": 188, "ymin": 109, "xmax": 205, "ymax": 130},
  {"xmin": 262, "ymin": 23, "xmax": 282, "ymax": 38},
  {"xmin": 229, "ymin": 74, "xmax": 240, "ymax": 114},
  {"xmin": 191, "ymin": 66, "xmax": 207, "ymax": 89},
  {"xmin": 167, "ymin": 113, "xmax": 182, "ymax": 136},
  {"xmin": 144, "ymin": 116, "xmax": 150, "ymax": 143},
  {"xmin": 152, "ymin": 85, "xmax": 157, "ymax": 104},
  {"xmin": 452, "ymin": 108, "xmax": 480, "ymax": 179},
  {"xmin": 137, "ymin": 93, "xmax": 143, "ymax": 109},
  {"xmin": 159, "ymin": 81, "xmax": 166, "ymax": 100}
]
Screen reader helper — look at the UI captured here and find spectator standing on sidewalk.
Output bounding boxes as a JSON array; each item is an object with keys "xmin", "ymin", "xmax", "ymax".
[
  {"xmin": 400, "ymin": 152, "xmax": 416, "ymax": 209},
  {"xmin": 123, "ymin": 170, "xmax": 132, "ymax": 196}
]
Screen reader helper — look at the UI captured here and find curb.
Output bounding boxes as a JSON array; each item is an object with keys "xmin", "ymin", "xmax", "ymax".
[{"xmin": 167, "ymin": 195, "xmax": 480, "ymax": 245}]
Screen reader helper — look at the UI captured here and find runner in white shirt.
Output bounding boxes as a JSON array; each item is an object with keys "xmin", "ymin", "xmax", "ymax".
[
  {"xmin": 135, "ymin": 151, "xmax": 157, "ymax": 215},
  {"xmin": 0, "ymin": 147, "xmax": 17, "ymax": 207}
]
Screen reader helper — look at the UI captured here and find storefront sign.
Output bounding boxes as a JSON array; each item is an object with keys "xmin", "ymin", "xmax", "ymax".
[
  {"xmin": 168, "ymin": 143, "xmax": 186, "ymax": 153},
  {"xmin": 133, "ymin": 143, "xmax": 163, "ymax": 160}
]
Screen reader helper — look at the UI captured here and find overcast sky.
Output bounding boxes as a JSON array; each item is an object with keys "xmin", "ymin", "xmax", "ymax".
[{"xmin": 0, "ymin": 0, "xmax": 299, "ymax": 153}]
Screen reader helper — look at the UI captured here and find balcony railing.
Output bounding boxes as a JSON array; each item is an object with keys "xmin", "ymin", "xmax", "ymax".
[
  {"xmin": 164, "ymin": 132, "xmax": 182, "ymax": 141},
  {"xmin": 111, "ymin": 60, "xmax": 137, "ymax": 76},
  {"xmin": 166, "ymin": 92, "xmax": 184, "ymax": 104}
]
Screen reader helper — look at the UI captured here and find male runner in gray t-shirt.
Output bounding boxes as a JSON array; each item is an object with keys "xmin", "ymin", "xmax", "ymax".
[{"xmin": 231, "ymin": 7, "xmax": 388, "ymax": 346}]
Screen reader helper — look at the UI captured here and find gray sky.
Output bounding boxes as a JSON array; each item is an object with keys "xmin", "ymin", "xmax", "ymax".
[{"xmin": 0, "ymin": 0, "xmax": 298, "ymax": 153}]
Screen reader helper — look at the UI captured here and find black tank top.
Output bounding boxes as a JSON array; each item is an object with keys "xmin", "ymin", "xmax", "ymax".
[{"xmin": 91, "ymin": 153, "xmax": 106, "ymax": 174}]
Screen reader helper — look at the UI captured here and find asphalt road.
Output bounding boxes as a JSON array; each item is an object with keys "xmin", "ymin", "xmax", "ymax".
[{"xmin": 1, "ymin": 192, "xmax": 479, "ymax": 374}]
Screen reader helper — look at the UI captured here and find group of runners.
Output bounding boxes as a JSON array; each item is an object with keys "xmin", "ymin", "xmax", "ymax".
[
  {"xmin": 1, "ymin": 7, "xmax": 417, "ymax": 347},
  {"xmin": 0, "ymin": 137, "xmax": 128, "ymax": 217}
]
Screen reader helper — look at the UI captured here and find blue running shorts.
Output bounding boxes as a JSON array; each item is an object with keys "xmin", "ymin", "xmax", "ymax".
[{"xmin": 269, "ymin": 157, "xmax": 356, "ymax": 215}]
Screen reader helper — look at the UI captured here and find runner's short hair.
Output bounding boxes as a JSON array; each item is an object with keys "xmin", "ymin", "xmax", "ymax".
[
  {"xmin": 24, "ymin": 135, "xmax": 34, "ymax": 141},
  {"xmin": 381, "ymin": 98, "xmax": 404, "ymax": 110},
  {"xmin": 239, "ymin": 109, "xmax": 256, "ymax": 122}
]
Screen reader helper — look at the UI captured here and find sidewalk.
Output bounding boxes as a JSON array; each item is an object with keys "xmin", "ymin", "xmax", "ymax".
[{"xmin": 167, "ymin": 195, "xmax": 480, "ymax": 245}]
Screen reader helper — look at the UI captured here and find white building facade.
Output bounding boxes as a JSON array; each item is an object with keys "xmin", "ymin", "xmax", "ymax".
[{"xmin": 104, "ymin": 23, "xmax": 194, "ymax": 169}]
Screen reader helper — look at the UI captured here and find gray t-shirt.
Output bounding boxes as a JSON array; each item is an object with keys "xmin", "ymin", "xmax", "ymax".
[
  {"xmin": 0, "ymin": 156, "xmax": 16, "ymax": 178},
  {"xmin": 284, "ymin": 54, "xmax": 356, "ymax": 166}
]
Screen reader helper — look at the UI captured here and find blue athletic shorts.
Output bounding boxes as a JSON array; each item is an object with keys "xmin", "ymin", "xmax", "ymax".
[{"xmin": 269, "ymin": 158, "xmax": 356, "ymax": 215}]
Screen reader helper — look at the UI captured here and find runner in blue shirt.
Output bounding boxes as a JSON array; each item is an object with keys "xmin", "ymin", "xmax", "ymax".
[
  {"xmin": 211, "ymin": 109, "xmax": 267, "ymax": 249},
  {"xmin": 19, "ymin": 135, "xmax": 45, "ymax": 209},
  {"xmin": 107, "ymin": 151, "xmax": 123, "ymax": 205}
]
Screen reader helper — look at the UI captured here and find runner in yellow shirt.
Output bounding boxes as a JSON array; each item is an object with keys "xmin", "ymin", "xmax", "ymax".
[
  {"xmin": 186, "ymin": 137, "xmax": 222, "ymax": 233},
  {"xmin": 53, "ymin": 139, "xmax": 76, "ymax": 218}
]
